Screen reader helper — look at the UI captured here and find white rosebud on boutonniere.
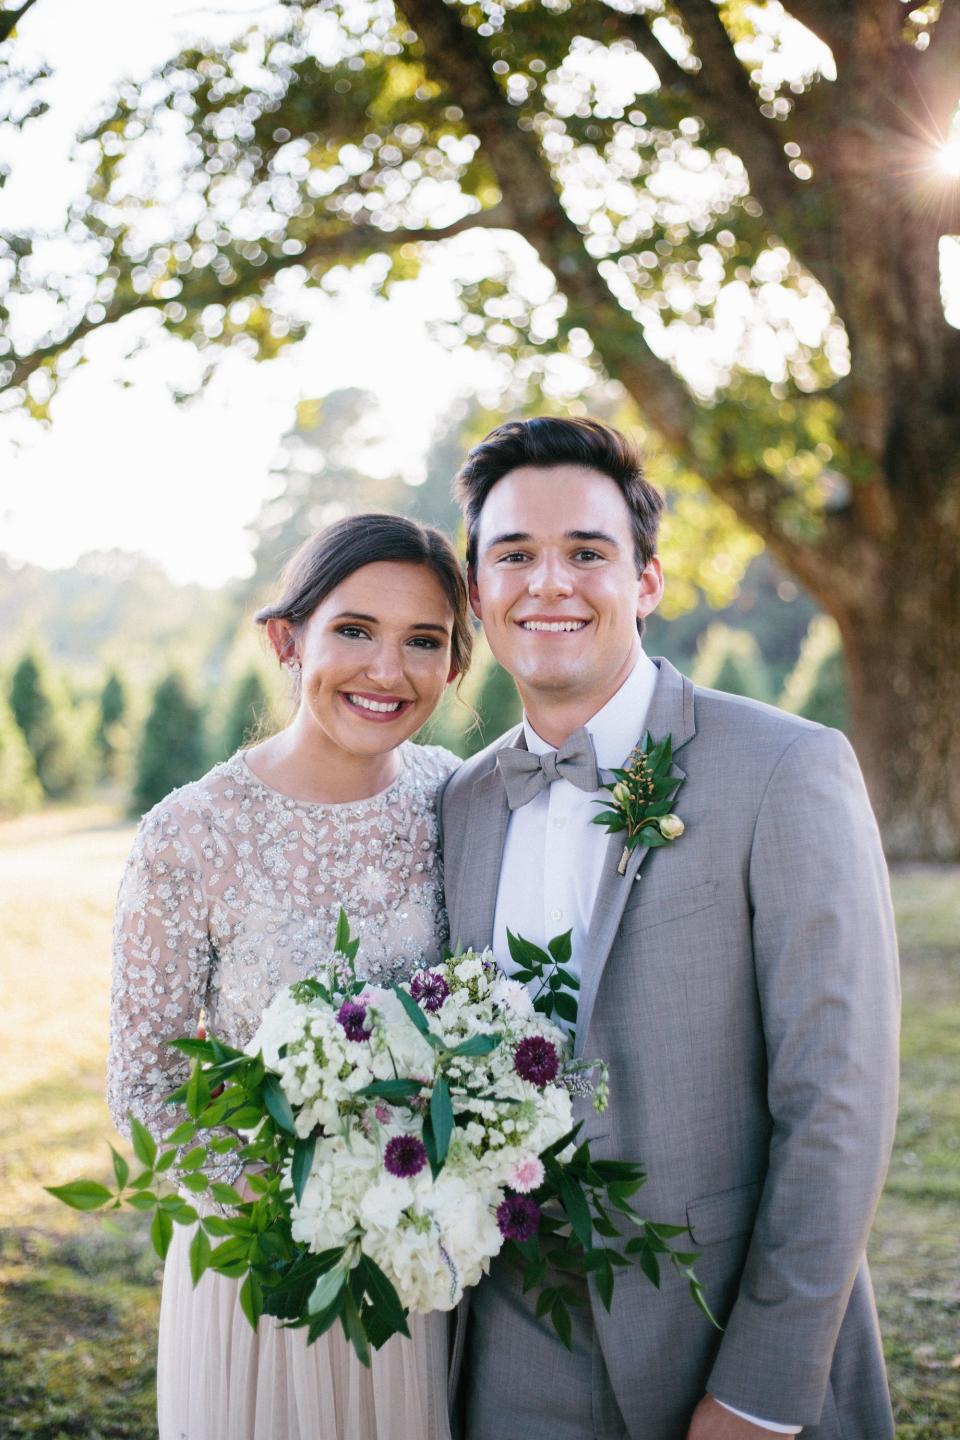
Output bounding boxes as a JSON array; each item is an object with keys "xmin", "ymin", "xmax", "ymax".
[{"xmin": 592, "ymin": 731, "xmax": 685, "ymax": 875}]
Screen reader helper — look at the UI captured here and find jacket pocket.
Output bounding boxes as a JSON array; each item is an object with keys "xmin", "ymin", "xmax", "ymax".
[
  {"xmin": 619, "ymin": 878, "xmax": 717, "ymax": 937},
  {"xmin": 685, "ymin": 1180, "xmax": 761, "ymax": 1246}
]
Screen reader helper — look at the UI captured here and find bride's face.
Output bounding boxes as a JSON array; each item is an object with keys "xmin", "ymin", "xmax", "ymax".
[{"xmin": 292, "ymin": 561, "xmax": 457, "ymax": 758}]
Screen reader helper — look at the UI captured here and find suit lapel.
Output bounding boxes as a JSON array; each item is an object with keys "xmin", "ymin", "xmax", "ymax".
[
  {"xmin": 573, "ymin": 659, "xmax": 696, "ymax": 1057},
  {"xmin": 449, "ymin": 726, "xmax": 522, "ymax": 952}
]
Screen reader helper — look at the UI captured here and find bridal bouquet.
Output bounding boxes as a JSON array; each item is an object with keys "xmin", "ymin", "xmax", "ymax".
[{"xmin": 49, "ymin": 914, "xmax": 715, "ymax": 1364}]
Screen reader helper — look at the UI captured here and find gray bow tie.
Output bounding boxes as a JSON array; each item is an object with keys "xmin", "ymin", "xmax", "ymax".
[{"xmin": 497, "ymin": 727, "xmax": 600, "ymax": 810}]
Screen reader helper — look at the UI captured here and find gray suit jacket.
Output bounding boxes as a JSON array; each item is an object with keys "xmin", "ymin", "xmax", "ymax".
[{"xmin": 440, "ymin": 658, "xmax": 899, "ymax": 1437}]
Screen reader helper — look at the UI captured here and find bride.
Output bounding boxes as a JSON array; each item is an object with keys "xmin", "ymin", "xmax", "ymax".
[{"xmin": 108, "ymin": 512, "xmax": 473, "ymax": 1440}]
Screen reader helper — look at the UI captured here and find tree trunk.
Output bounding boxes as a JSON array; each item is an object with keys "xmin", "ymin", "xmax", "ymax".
[{"xmin": 835, "ymin": 527, "xmax": 960, "ymax": 861}]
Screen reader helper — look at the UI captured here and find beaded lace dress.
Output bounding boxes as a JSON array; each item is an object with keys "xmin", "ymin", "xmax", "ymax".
[{"xmin": 108, "ymin": 742, "xmax": 459, "ymax": 1440}]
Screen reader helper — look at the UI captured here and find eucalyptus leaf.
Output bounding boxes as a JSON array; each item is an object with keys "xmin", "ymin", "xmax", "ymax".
[{"xmin": 308, "ymin": 1264, "xmax": 347, "ymax": 1315}]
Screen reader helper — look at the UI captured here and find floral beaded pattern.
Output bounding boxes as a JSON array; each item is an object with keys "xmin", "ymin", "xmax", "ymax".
[{"xmin": 107, "ymin": 743, "xmax": 460, "ymax": 1142}]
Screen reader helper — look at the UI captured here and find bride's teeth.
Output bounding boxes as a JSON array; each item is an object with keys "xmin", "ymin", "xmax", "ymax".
[
  {"xmin": 348, "ymin": 695, "xmax": 402, "ymax": 713},
  {"xmin": 522, "ymin": 621, "xmax": 586, "ymax": 632}
]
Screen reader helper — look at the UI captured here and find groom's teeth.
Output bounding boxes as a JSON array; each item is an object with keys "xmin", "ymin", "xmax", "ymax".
[
  {"xmin": 521, "ymin": 621, "xmax": 587, "ymax": 632},
  {"xmin": 348, "ymin": 695, "xmax": 402, "ymax": 713}
]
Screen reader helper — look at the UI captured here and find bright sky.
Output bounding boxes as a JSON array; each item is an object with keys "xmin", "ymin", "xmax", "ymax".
[
  {"xmin": 0, "ymin": 0, "xmax": 957, "ymax": 586},
  {"xmin": 0, "ymin": 0, "xmax": 492, "ymax": 584}
]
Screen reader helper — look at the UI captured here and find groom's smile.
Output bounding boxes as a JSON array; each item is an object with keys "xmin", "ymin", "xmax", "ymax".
[{"xmin": 469, "ymin": 463, "xmax": 663, "ymax": 739}]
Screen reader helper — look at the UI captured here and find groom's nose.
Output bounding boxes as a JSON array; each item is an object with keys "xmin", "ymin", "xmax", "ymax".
[{"xmin": 528, "ymin": 550, "xmax": 574, "ymax": 598}]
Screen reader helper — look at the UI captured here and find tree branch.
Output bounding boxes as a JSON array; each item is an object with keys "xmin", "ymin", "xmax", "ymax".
[
  {"xmin": 0, "ymin": 0, "xmax": 41, "ymax": 43},
  {"xmin": 3, "ymin": 207, "xmax": 509, "ymax": 393},
  {"xmin": 779, "ymin": 0, "xmax": 849, "ymax": 61}
]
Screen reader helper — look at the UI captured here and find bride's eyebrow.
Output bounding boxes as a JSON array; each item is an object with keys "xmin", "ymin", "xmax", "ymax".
[{"xmin": 333, "ymin": 611, "xmax": 450, "ymax": 634}]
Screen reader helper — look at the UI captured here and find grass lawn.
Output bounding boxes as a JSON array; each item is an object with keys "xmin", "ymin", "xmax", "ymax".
[{"xmin": 0, "ymin": 809, "xmax": 957, "ymax": 1437}]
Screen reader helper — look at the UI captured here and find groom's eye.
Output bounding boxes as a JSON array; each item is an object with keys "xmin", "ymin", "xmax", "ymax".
[
  {"xmin": 573, "ymin": 549, "xmax": 603, "ymax": 562},
  {"xmin": 496, "ymin": 551, "xmax": 530, "ymax": 564}
]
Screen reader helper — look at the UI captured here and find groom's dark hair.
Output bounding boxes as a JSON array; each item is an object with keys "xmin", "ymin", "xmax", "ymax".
[{"xmin": 453, "ymin": 416, "xmax": 663, "ymax": 574}]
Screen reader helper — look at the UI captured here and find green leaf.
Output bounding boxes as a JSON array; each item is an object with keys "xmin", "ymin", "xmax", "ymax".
[
  {"xmin": 394, "ymin": 985, "xmax": 430, "ymax": 1037},
  {"xmin": 126, "ymin": 1191, "xmax": 158, "ymax": 1211},
  {"xmin": 189, "ymin": 1225, "xmax": 212, "ymax": 1286},
  {"xmin": 150, "ymin": 1208, "xmax": 174, "ymax": 1260},
  {"xmin": 292, "ymin": 1134, "xmax": 316, "ymax": 1205},
  {"xmin": 262, "ymin": 1074, "xmax": 296, "ymax": 1135},
  {"xmin": 223, "ymin": 1105, "xmax": 263, "ymax": 1129},
  {"xmin": 430, "ymin": 1077, "xmax": 453, "ymax": 1168},
  {"xmin": 596, "ymin": 1253, "xmax": 614, "ymax": 1312},
  {"xmin": 547, "ymin": 930, "xmax": 573, "ymax": 964},
  {"xmin": 45, "ymin": 1180, "xmax": 113, "ymax": 1212},
  {"xmin": 239, "ymin": 1272, "xmax": 263, "ymax": 1330},
  {"xmin": 553, "ymin": 990, "xmax": 579, "ymax": 1024},
  {"xmin": 448, "ymin": 1033, "xmax": 502, "ymax": 1058},
  {"xmin": 209, "ymin": 1134, "xmax": 241, "ymax": 1154},
  {"xmin": 166, "ymin": 1121, "xmax": 198, "ymax": 1145},
  {"xmin": 155, "ymin": 1148, "xmax": 177, "ymax": 1173},
  {"xmin": 507, "ymin": 930, "xmax": 552, "ymax": 971},
  {"xmin": 109, "ymin": 1148, "xmax": 129, "ymax": 1190},
  {"xmin": 209, "ymin": 1182, "xmax": 245, "ymax": 1207},
  {"xmin": 557, "ymin": 1172, "xmax": 592, "ymax": 1251},
  {"xmin": 201, "ymin": 1215, "xmax": 242, "ymax": 1237},
  {"xmin": 422, "ymin": 1113, "xmax": 440, "ymax": 1180},
  {"xmin": 358, "ymin": 1255, "xmax": 410, "ymax": 1338},
  {"xmin": 550, "ymin": 1299, "xmax": 573, "ymax": 1350},
  {"xmin": 334, "ymin": 908, "xmax": 355, "ymax": 958},
  {"xmin": 129, "ymin": 1116, "xmax": 157, "ymax": 1168},
  {"xmin": 167, "ymin": 1037, "xmax": 216, "ymax": 1061},
  {"xmin": 308, "ymin": 1264, "xmax": 347, "ymax": 1315},
  {"xmin": 357, "ymin": 1079, "xmax": 424, "ymax": 1101},
  {"xmin": 645, "ymin": 1221, "xmax": 690, "ymax": 1239},
  {"xmin": 638, "ymin": 1243, "xmax": 661, "ymax": 1289},
  {"xmin": 535, "ymin": 1286, "xmax": 557, "ymax": 1319},
  {"xmin": 209, "ymin": 1236, "xmax": 252, "ymax": 1270},
  {"xmin": 180, "ymin": 1171, "xmax": 209, "ymax": 1194},
  {"xmin": 343, "ymin": 1286, "xmax": 371, "ymax": 1368},
  {"xmin": 186, "ymin": 1063, "xmax": 211, "ymax": 1120},
  {"xmin": 179, "ymin": 1145, "xmax": 207, "ymax": 1171}
]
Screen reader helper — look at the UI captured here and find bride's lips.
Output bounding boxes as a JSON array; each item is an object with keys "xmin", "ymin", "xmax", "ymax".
[{"xmin": 339, "ymin": 691, "xmax": 413, "ymax": 722}]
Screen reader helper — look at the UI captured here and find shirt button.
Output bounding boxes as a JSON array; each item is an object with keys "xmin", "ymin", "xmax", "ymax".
[
  {"xmin": 552, "ymin": 817, "xmax": 566, "ymax": 830},
  {"xmin": 550, "ymin": 908, "xmax": 563, "ymax": 922}
]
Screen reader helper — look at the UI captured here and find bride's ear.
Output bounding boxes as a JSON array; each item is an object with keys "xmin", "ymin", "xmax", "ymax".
[{"xmin": 266, "ymin": 617, "xmax": 296, "ymax": 665}]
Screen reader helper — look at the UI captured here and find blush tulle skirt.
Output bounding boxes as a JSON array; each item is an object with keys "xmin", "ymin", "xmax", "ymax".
[{"xmin": 156, "ymin": 1215, "xmax": 452, "ymax": 1440}]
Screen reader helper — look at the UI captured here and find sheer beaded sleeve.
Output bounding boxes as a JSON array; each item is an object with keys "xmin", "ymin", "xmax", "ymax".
[{"xmin": 107, "ymin": 797, "xmax": 214, "ymax": 1141}]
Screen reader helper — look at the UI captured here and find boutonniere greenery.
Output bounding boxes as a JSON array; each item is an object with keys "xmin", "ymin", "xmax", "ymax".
[{"xmin": 593, "ymin": 731, "xmax": 685, "ymax": 875}]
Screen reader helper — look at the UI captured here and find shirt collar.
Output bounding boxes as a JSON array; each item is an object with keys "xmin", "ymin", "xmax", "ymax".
[{"xmin": 523, "ymin": 648, "xmax": 659, "ymax": 769}]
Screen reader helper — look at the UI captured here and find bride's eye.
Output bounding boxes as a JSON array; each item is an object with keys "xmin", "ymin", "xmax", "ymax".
[
  {"xmin": 408, "ymin": 636, "xmax": 441, "ymax": 649},
  {"xmin": 336, "ymin": 625, "xmax": 371, "ymax": 640}
]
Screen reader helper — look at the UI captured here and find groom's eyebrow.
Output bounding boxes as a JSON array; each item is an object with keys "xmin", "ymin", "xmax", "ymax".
[{"xmin": 483, "ymin": 529, "xmax": 621, "ymax": 551}]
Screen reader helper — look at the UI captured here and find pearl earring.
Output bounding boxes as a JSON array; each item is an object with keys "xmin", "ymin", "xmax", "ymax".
[{"xmin": 288, "ymin": 660, "xmax": 301, "ymax": 673}]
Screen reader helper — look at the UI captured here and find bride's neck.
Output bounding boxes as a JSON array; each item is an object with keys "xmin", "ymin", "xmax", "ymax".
[{"xmin": 243, "ymin": 716, "xmax": 401, "ymax": 804}]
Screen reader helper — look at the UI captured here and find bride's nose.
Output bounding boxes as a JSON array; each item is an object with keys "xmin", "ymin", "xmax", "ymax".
[{"xmin": 363, "ymin": 642, "xmax": 405, "ymax": 688}]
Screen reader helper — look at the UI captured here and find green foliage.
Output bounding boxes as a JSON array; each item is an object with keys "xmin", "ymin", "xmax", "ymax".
[
  {"xmin": 691, "ymin": 623, "xmax": 772, "ymax": 703},
  {"xmin": 8, "ymin": 648, "xmax": 93, "ymax": 799},
  {"xmin": 779, "ymin": 616, "xmax": 849, "ymax": 733},
  {"xmin": 131, "ymin": 672, "xmax": 207, "ymax": 815},
  {"xmin": 0, "ymin": 688, "xmax": 42, "ymax": 814},
  {"xmin": 220, "ymin": 669, "xmax": 273, "ymax": 758},
  {"xmin": 423, "ymin": 635, "xmax": 521, "ymax": 758},
  {"xmin": 95, "ymin": 668, "xmax": 132, "ymax": 780}
]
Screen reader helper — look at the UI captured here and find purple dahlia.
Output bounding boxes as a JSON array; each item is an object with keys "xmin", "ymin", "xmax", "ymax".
[
  {"xmin": 337, "ymin": 1000, "xmax": 371, "ymax": 1042},
  {"xmin": 513, "ymin": 1035, "xmax": 560, "ymax": 1089},
  {"xmin": 409, "ymin": 970, "xmax": 449, "ymax": 1013},
  {"xmin": 496, "ymin": 1193, "xmax": 541, "ymax": 1242},
  {"xmin": 384, "ymin": 1134, "xmax": 428, "ymax": 1179}
]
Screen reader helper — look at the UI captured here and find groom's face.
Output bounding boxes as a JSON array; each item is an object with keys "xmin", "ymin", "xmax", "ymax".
[{"xmin": 469, "ymin": 464, "xmax": 663, "ymax": 715}]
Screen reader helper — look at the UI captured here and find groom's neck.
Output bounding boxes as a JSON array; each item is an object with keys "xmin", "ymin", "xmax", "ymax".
[{"xmin": 519, "ymin": 646, "xmax": 640, "ymax": 748}]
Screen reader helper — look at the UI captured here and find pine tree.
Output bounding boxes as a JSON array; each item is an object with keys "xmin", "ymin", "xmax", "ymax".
[
  {"xmin": 131, "ymin": 672, "xmax": 207, "ymax": 815},
  {"xmin": 8, "ymin": 649, "xmax": 86, "ymax": 798},
  {"xmin": 0, "ymin": 691, "xmax": 42, "ymax": 815},
  {"xmin": 692, "ymin": 625, "xmax": 771, "ymax": 704},
  {"xmin": 221, "ymin": 670, "xmax": 272, "ymax": 758},
  {"xmin": 95, "ymin": 669, "xmax": 130, "ymax": 779},
  {"xmin": 780, "ymin": 618, "xmax": 849, "ymax": 734}
]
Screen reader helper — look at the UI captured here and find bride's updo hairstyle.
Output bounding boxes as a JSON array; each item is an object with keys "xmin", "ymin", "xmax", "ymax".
[{"xmin": 254, "ymin": 512, "xmax": 473, "ymax": 685}]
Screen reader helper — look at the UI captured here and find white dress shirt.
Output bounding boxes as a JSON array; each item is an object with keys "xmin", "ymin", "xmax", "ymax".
[{"xmin": 491, "ymin": 648, "xmax": 801, "ymax": 1436}]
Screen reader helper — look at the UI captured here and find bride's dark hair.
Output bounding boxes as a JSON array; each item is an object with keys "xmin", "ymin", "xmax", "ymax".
[{"xmin": 254, "ymin": 512, "xmax": 473, "ymax": 680}]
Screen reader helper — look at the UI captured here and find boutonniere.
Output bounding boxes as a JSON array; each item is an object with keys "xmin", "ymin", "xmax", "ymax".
[{"xmin": 592, "ymin": 731, "xmax": 685, "ymax": 875}]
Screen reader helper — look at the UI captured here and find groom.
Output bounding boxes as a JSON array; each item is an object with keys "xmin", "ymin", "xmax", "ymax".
[{"xmin": 440, "ymin": 417, "xmax": 899, "ymax": 1439}]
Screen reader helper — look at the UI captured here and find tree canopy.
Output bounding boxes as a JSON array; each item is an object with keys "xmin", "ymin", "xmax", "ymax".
[{"xmin": 2, "ymin": 0, "xmax": 959, "ymax": 853}]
